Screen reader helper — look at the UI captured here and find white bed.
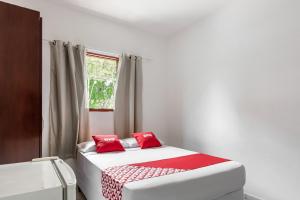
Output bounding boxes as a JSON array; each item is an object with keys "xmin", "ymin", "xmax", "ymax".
[{"xmin": 76, "ymin": 145, "xmax": 245, "ymax": 200}]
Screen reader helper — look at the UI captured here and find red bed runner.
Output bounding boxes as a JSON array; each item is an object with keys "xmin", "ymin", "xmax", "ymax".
[{"xmin": 101, "ymin": 154, "xmax": 229, "ymax": 200}]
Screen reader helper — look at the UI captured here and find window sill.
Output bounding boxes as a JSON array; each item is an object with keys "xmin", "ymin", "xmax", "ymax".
[{"xmin": 89, "ymin": 108, "xmax": 114, "ymax": 112}]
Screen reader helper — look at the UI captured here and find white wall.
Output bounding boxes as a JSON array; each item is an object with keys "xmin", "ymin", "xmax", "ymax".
[
  {"xmin": 166, "ymin": 0, "xmax": 300, "ymax": 199},
  {"xmin": 4, "ymin": 0, "xmax": 168, "ymax": 156},
  {"xmin": 89, "ymin": 112, "xmax": 114, "ymax": 134}
]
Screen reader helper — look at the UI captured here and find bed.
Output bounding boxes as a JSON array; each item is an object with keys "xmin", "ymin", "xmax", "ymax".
[{"xmin": 76, "ymin": 145, "xmax": 245, "ymax": 200}]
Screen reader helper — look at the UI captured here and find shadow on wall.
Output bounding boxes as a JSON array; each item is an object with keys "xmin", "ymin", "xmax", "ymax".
[{"xmin": 166, "ymin": 87, "xmax": 184, "ymax": 147}]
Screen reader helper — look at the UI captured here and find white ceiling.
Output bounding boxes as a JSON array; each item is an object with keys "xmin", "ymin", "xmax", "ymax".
[{"xmin": 51, "ymin": 0, "xmax": 230, "ymax": 36}]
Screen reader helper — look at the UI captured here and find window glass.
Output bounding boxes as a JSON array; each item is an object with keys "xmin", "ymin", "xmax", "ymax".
[{"xmin": 86, "ymin": 53, "xmax": 118, "ymax": 110}]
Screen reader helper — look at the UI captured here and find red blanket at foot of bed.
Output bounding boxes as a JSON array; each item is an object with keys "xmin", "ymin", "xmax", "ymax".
[{"xmin": 101, "ymin": 154, "xmax": 230, "ymax": 200}]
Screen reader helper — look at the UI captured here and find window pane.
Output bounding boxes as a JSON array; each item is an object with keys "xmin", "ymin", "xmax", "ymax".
[{"xmin": 86, "ymin": 55, "xmax": 118, "ymax": 109}]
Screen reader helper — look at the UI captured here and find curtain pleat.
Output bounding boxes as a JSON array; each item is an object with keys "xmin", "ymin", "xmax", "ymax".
[
  {"xmin": 114, "ymin": 54, "xmax": 143, "ymax": 138},
  {"xmin": 49, "ymin": 40, "xmax": 90, "ymax": 159}
]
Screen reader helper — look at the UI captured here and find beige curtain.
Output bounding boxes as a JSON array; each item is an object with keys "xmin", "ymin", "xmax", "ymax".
[
  {"xmin": 114, "ymin": 54, "xmax": 143, "ymax": 138},
  {"xmin": 49, "ymin": 40, "xmax": 90, "ymax": 159}
]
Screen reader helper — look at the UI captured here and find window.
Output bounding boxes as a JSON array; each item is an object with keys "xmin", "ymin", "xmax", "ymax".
[{"xmin": 86, "ymin": 52, "xmax": 119, "ymax": 112}]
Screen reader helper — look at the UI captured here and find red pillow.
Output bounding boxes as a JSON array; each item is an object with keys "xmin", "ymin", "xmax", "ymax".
[
  {"xmin": 132, "ymin": 132, "xmax": 161, "ymax": 149},
  {"xmin": 92, "ymin": 135, "xmax": 125, "ymax": 153}
]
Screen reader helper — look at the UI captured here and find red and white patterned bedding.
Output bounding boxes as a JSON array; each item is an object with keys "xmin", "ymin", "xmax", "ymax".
[
  {"xmin": 76, "ymin": 146, "xmax": 245, "ymax": 200},
  {"xmin": 101, "ymin": 154, "xmax": 229, "ymax": 200}
]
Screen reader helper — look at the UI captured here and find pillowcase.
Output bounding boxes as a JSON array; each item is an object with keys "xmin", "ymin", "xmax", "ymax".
[
  {"xmin": 77, "ymin": 141, "xmax": 96, "ymax": 153},
  {"xmin": 121, "ymin": 138, "xmax": 139, "ymax": 148},
  {"xmin": 77, "ymin": 138, "xmax": 143, "ymax": 152},
  {"xmin": 92, "ymin": 135, "xmax": 125, "ymax": 153},
  {"xmin": 77, "ymin": 136, "xmax": 164, "ymax": 152},
  {"xmin": 121, "ymin": 138, "xmax": 164, "ymax": 148},
  {"xmin": 132, "ymin": 132, "xmax": 162, "ymax": 149}
]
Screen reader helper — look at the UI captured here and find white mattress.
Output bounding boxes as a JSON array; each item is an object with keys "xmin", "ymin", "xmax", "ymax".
[{"xmin": 76, "ymin": 146, "xmax": 245, "ymax": 200}]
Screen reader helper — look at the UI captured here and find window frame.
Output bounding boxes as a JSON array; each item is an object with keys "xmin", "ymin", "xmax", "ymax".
[{"xmin": 86, "ymin": 51, "xmax": 119, "ymax": 112}]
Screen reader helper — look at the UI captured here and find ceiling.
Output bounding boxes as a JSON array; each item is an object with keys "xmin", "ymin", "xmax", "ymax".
[{"xmin": 51, "ymin": 0, "xmax": 230, "ymax": 36}]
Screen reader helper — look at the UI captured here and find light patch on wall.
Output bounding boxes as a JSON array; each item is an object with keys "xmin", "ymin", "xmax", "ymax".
[{"xmin": 198, "ymin": 81, "xmax": 240, "ymax": 143}]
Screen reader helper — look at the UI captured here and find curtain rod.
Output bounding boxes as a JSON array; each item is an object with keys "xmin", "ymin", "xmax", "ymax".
[{"xmin": 42, "ymin": 38, "xmax": 152, "ymax": 61}]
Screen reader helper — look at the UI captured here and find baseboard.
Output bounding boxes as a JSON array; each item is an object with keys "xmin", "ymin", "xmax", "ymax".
[{"xmin": 245, "ymin": 193, "xmax": 263, "ymax": 200}]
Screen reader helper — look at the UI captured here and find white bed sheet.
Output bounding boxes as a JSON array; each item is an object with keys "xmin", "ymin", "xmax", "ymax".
[{"xmin": 76, "ymin": 146, "xmax": 245, "ymax": 200}]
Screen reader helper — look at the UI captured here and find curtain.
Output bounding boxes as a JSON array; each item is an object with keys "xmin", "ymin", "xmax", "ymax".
[
  {"xmin": 114, "ymin": 54, "xmax": 143, "ymax": 138},
  {"xmin": 49, "ymin": 40, "xmax": 90, "ymax": 159}
]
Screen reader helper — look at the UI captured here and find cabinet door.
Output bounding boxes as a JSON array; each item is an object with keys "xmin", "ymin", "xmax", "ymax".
[{"xmin": 0, "ymin": 1, "xmax": 42, "ymax": 164}]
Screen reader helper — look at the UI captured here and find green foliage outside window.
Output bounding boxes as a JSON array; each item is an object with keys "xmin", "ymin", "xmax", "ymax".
[{"xmin": 86, "ymin": 55, "xmax": 118, "ymax": 109}]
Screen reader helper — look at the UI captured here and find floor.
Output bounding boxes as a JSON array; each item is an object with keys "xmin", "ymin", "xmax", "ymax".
[{"xmin": 76, "ymin": 187, "xmax": 87, "ymax": 200}]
